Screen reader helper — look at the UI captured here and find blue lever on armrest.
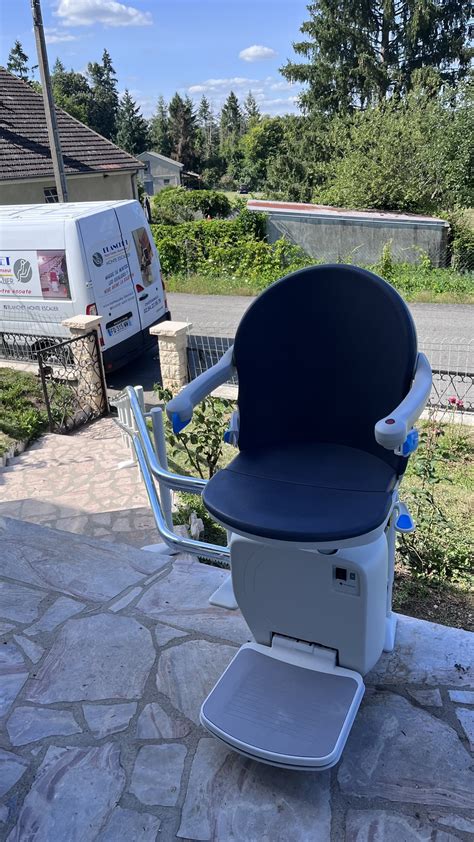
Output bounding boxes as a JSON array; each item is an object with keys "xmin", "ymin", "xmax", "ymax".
[{"xmin": 172, "ymin": 412, "xmax": 191, "ymax": 434}]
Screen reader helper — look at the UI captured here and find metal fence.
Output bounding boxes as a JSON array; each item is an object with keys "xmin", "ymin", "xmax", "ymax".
[
  {"xmin": 37, "ymin": 331, "xmax": 108, "ymax": 433},
  {"xmin": 187, "ymin": 333, "xmax": 473, "ymax": 413},
  {"xmin": 0, "ymin": 331, "xmax": 68, "ymax": 363},
  {"xmin": 187, "ymin": 334, "xmax": 238, "ymax": 385},
  {"xmin": 419, "ymin": 338, "xmax": 473, "ymax": 413}
]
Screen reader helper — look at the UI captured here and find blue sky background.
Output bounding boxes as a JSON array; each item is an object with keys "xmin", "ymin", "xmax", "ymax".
[{"xmin": 0, "ymin": 0, "xmax": 309, "ymax": 117}]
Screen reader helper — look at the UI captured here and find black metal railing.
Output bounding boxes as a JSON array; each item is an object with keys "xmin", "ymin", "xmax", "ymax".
[
  {"xmin": 0, "ymin": 331, "xmax": 67, "ymax": 363},
  {"xmin": 37, "ymin": 331, "xmax": 108, "ymax": 433},
  {"xmin": 187, "ymin": 334, "xmax": 237, "ymax": 385}
]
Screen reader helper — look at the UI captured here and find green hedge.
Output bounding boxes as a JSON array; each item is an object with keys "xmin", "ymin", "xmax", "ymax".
[
  {"xmin": 151, "ymin": 187, "xmax": 234, "ymax": 224},
  {"xmin": 151, "ymin": 211, "xmax": 311, "ymax": 290}
]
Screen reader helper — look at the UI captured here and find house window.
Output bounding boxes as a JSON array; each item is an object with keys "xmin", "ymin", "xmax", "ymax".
[
  {"xmin": 163, "ymin": 178, "xmax": 170, "ymax": 185},
  {"xmin": 44, "ymin": 187, "xmax": 58, "ymax": 203}
]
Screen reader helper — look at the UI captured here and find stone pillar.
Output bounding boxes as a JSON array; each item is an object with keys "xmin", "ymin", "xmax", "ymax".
[
  {"xmin": 62, "ymin": 315, "xmax": 107, "ymax": 416},
  {"xmin": 150, "ymin": 321, "xmax": 192, "ymax": 391}
]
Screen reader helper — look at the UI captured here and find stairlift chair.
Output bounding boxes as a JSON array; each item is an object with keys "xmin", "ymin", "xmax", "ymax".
[{"xmin": 166, "ymin": 264, "xmax": 432, "ymax": 771}]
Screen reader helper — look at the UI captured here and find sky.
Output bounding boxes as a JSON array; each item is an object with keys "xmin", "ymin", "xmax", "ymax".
[{"xmin": 0, "ymin": 0, "xmax": 309, "ymax": 118}]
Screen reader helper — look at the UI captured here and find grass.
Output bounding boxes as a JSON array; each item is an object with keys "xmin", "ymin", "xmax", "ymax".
[
  {"xmin": 0, "ymin": 367, "xmax": 76, "ymax": 451},
  {"xmin": 165, "ymin": 265, "xmax": 474, "ymax": 303}
]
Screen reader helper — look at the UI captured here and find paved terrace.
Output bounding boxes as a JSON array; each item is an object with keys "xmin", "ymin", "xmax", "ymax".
[{"xmin": 0, "ymin": 421, "xmax": 473, "ymax": 840}]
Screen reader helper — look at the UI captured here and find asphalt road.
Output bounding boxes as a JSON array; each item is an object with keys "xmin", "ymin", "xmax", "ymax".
[{"xmin": 107, "ymin": 295, "xmax": 473, "ymax": 406}]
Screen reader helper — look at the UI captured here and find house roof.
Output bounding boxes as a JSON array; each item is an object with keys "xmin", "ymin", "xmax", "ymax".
[
  {"xmin": 137, "ymin": 150, "xmax": 184, "ymax": 169},
  {"xmin": 0, "ymin": 67, "xmax": 143, "ymax": 183}
]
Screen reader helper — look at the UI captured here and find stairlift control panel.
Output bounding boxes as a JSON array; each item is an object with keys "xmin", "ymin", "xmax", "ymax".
[{"xmin": 333, "ymin": 566, "xmax": 360, "ymax": 595}]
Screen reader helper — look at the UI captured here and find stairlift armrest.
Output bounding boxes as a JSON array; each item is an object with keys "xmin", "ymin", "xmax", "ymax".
[
  {"xmin": 374, "ymin": 353, "xmax": 432, "ymax": 450},
  {"xmin": 166, "ymin": 346, "xmax": 236, "ymax": 433}
]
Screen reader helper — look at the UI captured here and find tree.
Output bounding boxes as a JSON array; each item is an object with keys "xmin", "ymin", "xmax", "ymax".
[
  {"xmin": 115, "ymin": 90, "xmax": 149, "ymax": 155},
  {"xmin": 149, "ymin": 96, "xmax": 171, "ymax": 156},
  {"xmin": 197, "ymin": 96, "xmax": 219, "ymax": 162},
  {"xmin": 7, "ymin": 40, "xmax": 35, "ymax": 83},
  {"xmin": 87, "ymin": 49, "xmax": 119, "ymax": 140},
  {"xmin": 51, "ymin": 59, "xmax": 93, "ymax": 124},
  {"xmin": 240, "ymin": 118, "xmax": 284, "ymax": 189},
  {"xmin": 243, "ymin": 91, "xmax": 261, "ymax": 129},
  {"xmin": 281, "ymin": 1, "xmax": 472, "ymax": 114},
  {"xmin": 313, "ymin": 78, "xmax": 474, "ymax": 213},
  {"xmin": 168, "ymin": 93, "xmax": 198, "ymax": 171},
  {"xmin": 220, "ymin": 91, "xmax": 244, "ymax": 178}
]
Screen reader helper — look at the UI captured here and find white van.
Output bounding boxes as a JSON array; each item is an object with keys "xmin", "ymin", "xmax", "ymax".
[{"xmin": 0, "ymin": 200, "xmax": 170, "ymax": 371}]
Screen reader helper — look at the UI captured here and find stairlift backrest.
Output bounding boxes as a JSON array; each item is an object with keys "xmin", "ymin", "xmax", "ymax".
[{"xmin": 233, "ymin": 264, "xmax": 418, "ymax": 475}]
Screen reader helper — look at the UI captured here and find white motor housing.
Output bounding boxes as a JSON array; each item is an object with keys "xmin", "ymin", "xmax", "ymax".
[{"xmin": 230, "ymin": 531, "xmax": 388, "ymax": 675}]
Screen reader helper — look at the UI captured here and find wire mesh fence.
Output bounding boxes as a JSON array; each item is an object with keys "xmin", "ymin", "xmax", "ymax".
[
  {"xmin": 187, "ymin": 333, "xmax": 473, "ymax": 413},
  {"xmin": 187, "ymin": 334, "xmax": 238, "ymax": 384},
  {"xmin": 0, "ymin": 331, "xmax": 69, "ymax": 363}
]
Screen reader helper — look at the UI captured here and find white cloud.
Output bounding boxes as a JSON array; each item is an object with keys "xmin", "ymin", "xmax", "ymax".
[
  {"xmin": 45, "ymin": 27, "xmax": 77, "ymax": 43},
  {"xmin": 55, "ymin": 0, "xmax": 153, "ymax": 28},
  {"xmin": 239, "ymin": 45, "xmax": 277, "ymax": 63},
  {"xmin": 187, "ymin": 75, "xmax": 301, "ymax": 116}
]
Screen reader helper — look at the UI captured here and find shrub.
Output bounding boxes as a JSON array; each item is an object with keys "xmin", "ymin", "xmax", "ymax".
[{"xmin": 151, "ymin": 187, "xmax": 233, "ymax": 225}]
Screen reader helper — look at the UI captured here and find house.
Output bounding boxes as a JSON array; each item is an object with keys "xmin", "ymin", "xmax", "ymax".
[
  {"xmin": 136, "ymin": 151, "xmax": 183, "ymax": 195},
  {"xmin": 0, "ymin": 67, "xmax": 143, "ymax": 204}
]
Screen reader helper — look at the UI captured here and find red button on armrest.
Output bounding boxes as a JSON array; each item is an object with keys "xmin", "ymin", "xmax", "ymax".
[{"xmin": 385, "ymin": 418, "xmax": 396, "ymax": 425}]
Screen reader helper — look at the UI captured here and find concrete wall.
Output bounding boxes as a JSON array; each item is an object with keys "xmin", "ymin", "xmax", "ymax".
[
  {"xmin": 0, "ymin": 171, "xmax": 138, "ymax": 205},
  {"xmin": 266, "ymin": 214, "xmax": 450, "ymax": 267}
]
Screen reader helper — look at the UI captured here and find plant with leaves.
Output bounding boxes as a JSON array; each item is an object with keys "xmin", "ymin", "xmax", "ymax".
[
  {"xmin": 115, "ymin": 90, "xmax": 149, "ymax": 155},
  {"xmin": 87, "ymin": 49, "xmax": 119, "ymax": 140},
  {"xmin": 51, "ymin": 59, "xmax": 93, "ymax": 124},
  {"xmin": 281, "ymin": 0, "xmax": 472, "ymax": 114},
  {"xmin": 155, "ymin": 385, "xmax": 232, "ymax": 479},
  {"xmin": 7, "ymin": 40, "xmax": 37, "ymax": 83},
  {"xmin": 149, "ymin": 95, "xmax": 171, "ymax": 156},
  {"xmin": 240, "ymin": 117, "xmax": 285, "ymax": 189}
]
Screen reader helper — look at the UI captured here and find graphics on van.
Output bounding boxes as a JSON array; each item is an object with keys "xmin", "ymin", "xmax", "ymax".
[
  {"xmin": 13, "ymin": 259, "xmax": 33, "ymax": 283},
  {"xmin": 92, "ymin": 252, "xmax": 104, "ymax": 267}
]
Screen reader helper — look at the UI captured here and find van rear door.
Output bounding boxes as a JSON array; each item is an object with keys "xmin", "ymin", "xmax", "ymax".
[
  {"xmin": 77, "ymin": 209, "xmax": 141, "ymax": 351},
  {"xmin": 113, "ymin": 202, "xmax": 166, "ymax": 330}
]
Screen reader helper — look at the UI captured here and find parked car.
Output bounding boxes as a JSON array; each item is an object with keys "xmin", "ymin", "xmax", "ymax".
[{"xmin": 0, "ymin": 200, "xmax": 170, "ymax": 371}]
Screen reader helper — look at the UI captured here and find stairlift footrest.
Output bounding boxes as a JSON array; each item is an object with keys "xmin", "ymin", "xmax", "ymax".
[{"xmin": 200, "ymin": 642, "xmax": 364, "ymax": 770}]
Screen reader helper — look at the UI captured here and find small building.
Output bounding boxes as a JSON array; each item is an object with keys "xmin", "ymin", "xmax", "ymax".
[
  {"xmin": 0, "ymin": 67, "xmax": 143, "ymax": 204},
  {"xmin": 247, "ymin": 199, "xmax": 450, "ymax": 268},
  {"xmin": 136, "ymin": 151, "xmax": 183, "ymax": 195}
]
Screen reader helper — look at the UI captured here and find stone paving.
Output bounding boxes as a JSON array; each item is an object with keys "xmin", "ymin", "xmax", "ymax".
[
  {"xmin": 0, "ymin": 418, "xmax": 160, "ymax": 549},
  {"xmin": 0, "ymin": 514, "xmax": 473, "ymax": 841}
]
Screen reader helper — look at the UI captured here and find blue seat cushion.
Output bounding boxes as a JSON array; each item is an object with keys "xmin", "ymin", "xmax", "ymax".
[{"xmin": 203, "ymin": 443, "xmax": 397, "ymax": 542}]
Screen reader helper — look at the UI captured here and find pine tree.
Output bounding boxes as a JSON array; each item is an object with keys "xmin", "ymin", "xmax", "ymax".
[
  {"xmin": 243, "ymin": 91, "xmax": 261, "ymax": 129},
  {"xmin": 52, "ymin": 59, "xmax": 93, "ymax": 125},
  {"xmin": 7, "ymin": 40, "xmax": 32, "ymax": 82},
  {"xmin": 220, "ymin": 91, "xmax": 244, "ymax": 176},
  {"xmin": 115, "ymin": 90, "xmax": 149, "ymax": 155},
  {"xmin": 87, "ymin": 49, "xmax": 119, "ymax": 140},
  {"xmin": 281, "ymin": 1, "xmax": 472, "ymax": 114},
  {"xmin": 149, "ymin": 96, "xmax": 171, "ymax": 156},
  {"xmin": 197, "ymin": 96, "xmax": 219, "ymax": 161},
  {"xmin": 168, "ymin": 93, "xmax": 198, "ymax": 170}
]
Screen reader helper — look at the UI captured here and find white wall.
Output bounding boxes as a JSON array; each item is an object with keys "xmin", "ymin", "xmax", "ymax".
[{"xmin": 0, "ymin": 172, "xmax": 138, "ymax": 204}]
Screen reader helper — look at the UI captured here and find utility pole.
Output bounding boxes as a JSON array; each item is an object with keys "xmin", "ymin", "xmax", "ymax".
[{"xmin": 31, "ymin": 0, "xmax": 68, "ymax": 201}]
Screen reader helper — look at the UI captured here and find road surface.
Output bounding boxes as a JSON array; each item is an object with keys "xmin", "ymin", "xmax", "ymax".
[
  {"xmin": 168, "ymin": 294, "xmax": 472, "ymax": 346},
  {"xmin": 107, "ymin": 296, "xmax": 473, "ymax": 405}
]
